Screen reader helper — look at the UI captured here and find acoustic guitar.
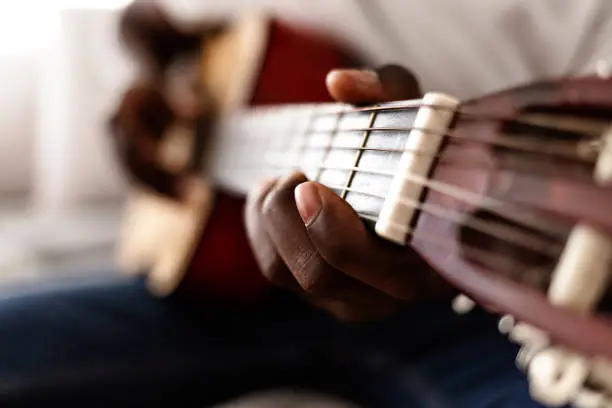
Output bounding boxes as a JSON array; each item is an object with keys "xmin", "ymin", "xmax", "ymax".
[{"xmin": 116, "ymin": 12, "xmax": 612, "ymax": 408}]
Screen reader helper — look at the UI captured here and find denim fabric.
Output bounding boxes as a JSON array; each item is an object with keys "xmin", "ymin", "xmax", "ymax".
[{"xmin": 0, "ymin": 275, "xmax": 556, "ymax": 408}]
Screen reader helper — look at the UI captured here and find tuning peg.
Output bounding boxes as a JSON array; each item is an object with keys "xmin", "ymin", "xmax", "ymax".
[
  {"xmin": 517, "ymin": 346, "xmax": 537, "ymax": 371},
  {"xmin": 509, "ymin": 323, "xmax": 549, "ymax": 347},
  {"xmin": 498, "ymin": 314, "xmax": 516, "ymax": 334},
  {"xmin": 451, "ymin": 294, "xmax": 475, "ymax": 314},
  {"xmin": 509, "ymin": 323, "xmax": 550, "ymax": 371},
  {"xmin": 597, "ymin": 60, "xmax": 612, "ymax": 79},
  {"xmin": 528, "ymin": 348, "xmax": 591, "ymax": 407}
]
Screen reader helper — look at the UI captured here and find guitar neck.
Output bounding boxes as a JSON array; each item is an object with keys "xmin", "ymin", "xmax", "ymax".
[{"xmin": 205, "ymin": 99, "xmax": 427, "ymax": 220}]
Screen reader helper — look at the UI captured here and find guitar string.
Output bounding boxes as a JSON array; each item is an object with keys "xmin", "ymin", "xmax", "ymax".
[
  {"xmin": 321, "ymin": 183, "xmax": 563, "ymax": 257},
  {"xmin": 218, "ymin": 160, "xmax": 556, "ymax": 290},
  {"xmin": 250, "ymin": 100, "xmax": 611, "ymax": 132},
  {"xmin": 232, "ymin": 123, "xmax": 602, "ymax": 163},
  {"xmin": 354, "ymin": 214, "xmax": 552, "ymax": 291},
  {"xmin": 220, "ymin": 129, "xmax": 582, "ymax": 242},
  {"xmin": 229, "ymin": 126, "xmax": 597, "ymax": 226},
  {"xmin": 262, "ymin": 135, "xmax": 593, "ymax": 164},
  {"xmin": 217, "ymin": 103, "xmax": 608, "ymax": 251},
  {"xmin": 257, "ymin": 101, "xmax": 456, "ymax": 116},
  {"xmin": 228, "ymin": 156, "xmax": 572, "ymax": 244},
  {"xmin": 206, "ymin": 102, "xmax": 612, "ymax": 295},
  {"xmin": 292, "ymin": 104, "xmax": 608, "ymax": 293},
  {"xmin": 237, "ymin": 141, "xmax": 593, "ymax": 195}
]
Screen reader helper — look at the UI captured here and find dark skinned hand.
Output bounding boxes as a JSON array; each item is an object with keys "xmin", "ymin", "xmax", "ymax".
[{"xmin": 245, "ymin": 65, "xmax": 456, "ymax": 322}]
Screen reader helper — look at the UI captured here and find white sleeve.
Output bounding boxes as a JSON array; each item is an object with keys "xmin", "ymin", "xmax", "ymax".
[
  {"xmin": 350, "ymin": 0, "xmax": 612, "ymax": 97},
  {"xmin": 565, "ymin": 0, "xmax": 612, "ymax": 75},
  {"xmin": 161, "ymin": 0, "xmax": 305, "ymax": 25},
  {"xmin": 161, "ymin": 0, "xmax": 612, "ymax": 98}
]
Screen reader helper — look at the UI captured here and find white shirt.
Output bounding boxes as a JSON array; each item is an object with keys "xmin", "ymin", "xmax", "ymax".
[{"xmin": 163, "ymin": 0, "xmax": 612, "ymax": 99}]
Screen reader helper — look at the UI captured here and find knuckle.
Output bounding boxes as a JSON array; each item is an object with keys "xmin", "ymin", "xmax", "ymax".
[
  {"xmin": 260, "ymin": 189, "xmax": 281, "ymax": 220},
  {"xmin": 260, "ymin": 172, "xmax": 307, "ymax": 220},
  {"xmin": 247, "ymin": 179, "xmax": 277, "ymax": 214},
  {"xmin": 245, "ymin": 181, "xmax": 278, "ymax": 233}
]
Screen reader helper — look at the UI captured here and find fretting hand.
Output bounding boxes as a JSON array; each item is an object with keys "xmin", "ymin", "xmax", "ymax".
[{"xmin": 245, "ymin": 65, "xmax": 456, "ymax": 321}]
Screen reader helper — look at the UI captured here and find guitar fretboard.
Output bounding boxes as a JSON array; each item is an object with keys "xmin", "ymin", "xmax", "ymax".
[{"xmin": 206, "ymin": 101, "xmax": 421, "ymax": 220}]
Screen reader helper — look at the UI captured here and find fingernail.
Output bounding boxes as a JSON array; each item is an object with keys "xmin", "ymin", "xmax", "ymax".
[
  {"xmin": 295, "ymin": 182, "xmax": 322, "ymax": 226},
  {"xmin": 353, "ymin": 70, "xmax": 380, "ymax": 91},
  {"xmin": 327, "ymin": 69, "xmax": 381, "ymax": 93}
]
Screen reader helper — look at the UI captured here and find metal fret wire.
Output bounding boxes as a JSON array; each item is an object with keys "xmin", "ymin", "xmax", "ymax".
[
  {"xmin": 216, "ymin": 148, "xmax": 568, "ymax": 263},
  {"xmin": 341, "ymin": 111, "xmax": 377, "ymax": 199},
  {"xmin": 219, "ymin": 99, "xmax": 600, "ymax": 188},
  {"xmin": 222, "ymin": 134, "xmax": 577, "ymax": 249},
  {"xmin": 245, "ymin": 100, "xmax": 606, "ymax": 136},
  {"xmin": 243, "ymin": 125, "xmax": 594, "ymax": 162}
]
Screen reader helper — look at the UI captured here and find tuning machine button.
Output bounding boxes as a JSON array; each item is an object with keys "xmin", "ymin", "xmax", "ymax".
[
  {"xmin": 451, "ymin": 293, "xmax": 476, "ymax": 314},
  {"xmin": 596, "ymin": 60, "xmax": 612, "ymax": 79},
  {"xmin": 497, "ymin": 314, "xmax": 516, "ymax": 334}
]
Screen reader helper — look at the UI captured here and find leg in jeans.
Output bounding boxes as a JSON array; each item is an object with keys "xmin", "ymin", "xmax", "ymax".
[
  {"xmin": 0, "ymin": 275, "xmax": 384, "ymax": 407},
  {"xmin": 0, "ymin": 274, "xmax": 556, "ymax": 408}
]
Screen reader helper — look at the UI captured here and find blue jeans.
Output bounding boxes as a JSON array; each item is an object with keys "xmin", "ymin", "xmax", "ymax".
[{"xmin": 0, "ymin": 274, "xmax": 550, "ymax": 408}]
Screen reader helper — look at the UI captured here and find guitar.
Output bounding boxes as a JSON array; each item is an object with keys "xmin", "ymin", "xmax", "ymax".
[
  {"xmin": 115, "ymin": 12, "xmax": 612, "ymax": 408},
  {"xmin": 206, "ymin": 72, "xmax": 612, "ymax": 408}
]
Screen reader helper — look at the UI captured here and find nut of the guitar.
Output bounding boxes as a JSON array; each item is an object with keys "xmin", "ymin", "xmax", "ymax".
[{"xmin": 375, "ymin": 92, "xmax": 460, "ymax": 245}]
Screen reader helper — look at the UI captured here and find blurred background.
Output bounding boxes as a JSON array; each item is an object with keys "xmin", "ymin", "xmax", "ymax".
[{"xmin": 0, "ymin": 0, "xmax": 135, "ymax": 285}]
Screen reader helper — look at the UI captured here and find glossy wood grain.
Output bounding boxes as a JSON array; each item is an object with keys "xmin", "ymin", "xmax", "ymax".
[{"xmin": 413, "ymin": 76, "xmax": 612, "ymax": 358}]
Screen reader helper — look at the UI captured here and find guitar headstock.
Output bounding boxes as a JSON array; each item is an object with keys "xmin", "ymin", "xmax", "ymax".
[{"xmin": 410, "ymin": 74, "xmax": 612, "ymax": 406}]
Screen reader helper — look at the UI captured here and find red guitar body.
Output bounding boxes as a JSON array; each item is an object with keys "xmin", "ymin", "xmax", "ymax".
[{"xmin": 175, "ymin": 18, "xmax": 356, "ymax": 304}]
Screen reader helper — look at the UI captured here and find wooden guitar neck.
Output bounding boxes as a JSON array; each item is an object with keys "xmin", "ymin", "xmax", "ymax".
[{"xmin": 206, "ymin": 96, "xmax": 458, "ymax": 239}]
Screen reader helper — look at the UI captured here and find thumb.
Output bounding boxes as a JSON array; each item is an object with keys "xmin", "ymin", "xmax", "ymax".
[{"xmin": 326, "ymin": 64, "xmax": 422, "ymax": 104}]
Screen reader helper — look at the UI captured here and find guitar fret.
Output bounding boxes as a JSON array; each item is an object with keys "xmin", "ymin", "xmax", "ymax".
[
  {"xmin": 341, "ymin": 111, "xmax": 378, "ymax": 199},
  {"xmin": 206, "ymin": 100, "xmax": 423, "ymax": 199}
]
